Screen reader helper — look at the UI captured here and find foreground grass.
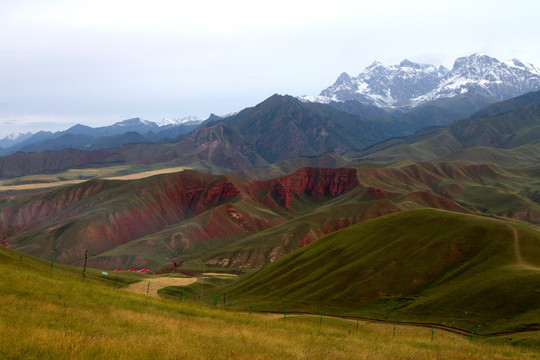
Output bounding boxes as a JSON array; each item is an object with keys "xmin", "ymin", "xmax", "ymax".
[{"xmin": 1, "ymin": 246, "xmax": 540, "ymax": 359}]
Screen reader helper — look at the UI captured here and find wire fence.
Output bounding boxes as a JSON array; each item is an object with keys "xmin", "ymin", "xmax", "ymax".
[{"xmin": 12, "ymin": 249, "xmax": 540, "ymax": 345}]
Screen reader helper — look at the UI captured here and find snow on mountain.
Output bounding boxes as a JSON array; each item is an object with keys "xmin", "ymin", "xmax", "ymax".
[
  {"xmin": 157, "ymin": 116, "xmax": 203, "ymax": 127},
  {"xmin": 302, "ymin": 60, "xmax": 448, "ymax": 107},
  {"xmin": 0, "ymin": 132, "xmax": 33, "ymax": 149},
  {"xmin": 3, "ymin": 132, "xmax": 31, "ymax": 141},
  {"xmin": 114, "ymin": 118, "xmax": 157, "ymax": 127},
  {"xmin": 412, "ymin": 54, "xmax": 540, "ymax": 105},
  {"xmin": 306, "ymin": 54, "xmax": 540, "ymax": 108}
]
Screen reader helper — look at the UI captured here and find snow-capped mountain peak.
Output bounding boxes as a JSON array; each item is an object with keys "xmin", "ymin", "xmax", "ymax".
[
  {"xmin": 308, "ymin": 54, "xmax": 540, "ymax": 108},
  {"xmin": 413, "ymin": 54, "xmax": 540, "ymax": 104},
  {"xmin": 3, "ymin": 132, "xmax": 31, "ymax": 141},
  {"xmin": 114, "ymin": 118, "xmax": 156, "ymax": 127},
  {"xmin": 0, "ymin": 132, "xmax": 33, "ymax": 149},
  {"xmin": 504, "ymin": 58, "xmax": 540, "ymax": 75},
  {"xmin": 316, "ymin": 58, "xmax": 449, "ymax": 107},
  {"xmin": 157, "ymin": 116, "xmax": 202, "ymax": 127}
]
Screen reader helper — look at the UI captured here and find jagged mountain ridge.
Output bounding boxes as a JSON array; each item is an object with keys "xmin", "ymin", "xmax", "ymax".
[{"xmin": 306, "ymin": 54, "xmax": 540, "ymax": 108}]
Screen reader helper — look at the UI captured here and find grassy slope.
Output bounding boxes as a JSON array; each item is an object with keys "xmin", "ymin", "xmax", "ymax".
[
  {"xmin": 201, "ymin": 201, "xmax": 400, "ymax": 260},
  {"xmin": 222, "ymin": 209, "xmax": 540, "ymax": 333},
  {"xmin": 1, "ymin": 244, "xmax": 540, "ymax": 359},
  {"xmin": 359, "ymin": 101, "xmax": 540, "ymax": 164}
]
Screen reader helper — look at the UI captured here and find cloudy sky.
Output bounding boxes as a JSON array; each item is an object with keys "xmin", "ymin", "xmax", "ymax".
[{"xmin": 1, "ymin": 0, "xmax": 539, "ymax": 137}]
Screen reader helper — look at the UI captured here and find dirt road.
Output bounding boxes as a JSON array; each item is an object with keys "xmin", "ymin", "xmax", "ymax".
[{"xmin": 125, "ymin": 276, "xmax": 197, "ymax": 298}]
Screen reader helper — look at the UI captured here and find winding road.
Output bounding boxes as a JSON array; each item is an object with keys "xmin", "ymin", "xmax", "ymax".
[{"xmin": 508, "ymin": 224, "xmax": 540, "ymax": 271}]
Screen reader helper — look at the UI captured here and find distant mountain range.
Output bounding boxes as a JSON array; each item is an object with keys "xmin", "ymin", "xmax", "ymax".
[
  {"xmin": 1, "ymin": 53, "xmax": 540, "ymax": 177},
  {"xmin": 0, "ymin": 94, "xmax": 468, "ymax": 177},
  {"xmin": 2, "ymin": 87, "xmax": 540, "ymax": 178},
  {"xmin": 302, "ymin": 54, "xmax": 540, "ymax": 108},
  {"xmin": 0, "ymin": 117, "xmax": 205, "ymax": 155}
]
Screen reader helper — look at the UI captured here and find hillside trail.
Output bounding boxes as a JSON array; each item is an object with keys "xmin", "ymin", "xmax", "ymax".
[
  {"xmin": 508, "ymin": 224, "xmax": 540, "ymax": 271},
  {"xmin": 125, "ymin": 276, "xmax": 197, "ymax": 298}
]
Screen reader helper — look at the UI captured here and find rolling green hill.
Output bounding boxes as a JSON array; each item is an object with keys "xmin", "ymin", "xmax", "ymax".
[
  {"xmin": 222, "ymin": 209, "xmax": 540, "ymax": 333},
  {"xmin": 3, "ymin": 243, "xmax": 538, "ymax": 358}
]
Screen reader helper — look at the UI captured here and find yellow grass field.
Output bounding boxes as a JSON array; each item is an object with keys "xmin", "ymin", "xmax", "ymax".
[
  {"xmin": 0, "ymin": 166, "xmax": 190, "ymax": 192},
  {"xmin": 105, "ymin": 166, "xmax": 190, "ymax": 180},
  {"xmin": 1, "ymin": 247, "xmax": 540, "ymax": 359},
  {"xmin": 125, "ymin": 276, "xmax": 198, "ymax": 298}
]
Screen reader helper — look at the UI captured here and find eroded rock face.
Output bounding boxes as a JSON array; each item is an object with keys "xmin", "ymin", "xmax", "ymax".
[
  {"xmin": 3, "ymin": 161, "xmax": 536, "ymax": 269},
  {"xmin": 0, "ymin": 167, "xmax": 360, "ymax": 267},
  {"xmin": 253, "ymin": 167, "xmax": 359, "ymax": 210}
]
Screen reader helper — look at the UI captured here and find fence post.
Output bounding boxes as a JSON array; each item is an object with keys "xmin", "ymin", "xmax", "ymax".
[
  {"xmin": 320, "ymin": 314, "xmax": 323, "ymax": 325},
  {"xmin": 284, "ymin": 309, "xmax": 287, "ymax": 321},
  {"xmin": 431, "ymin": 327, "xmax": 434, "ymax": 342},
  {"xmin": 249, "ymin": 302, "xmax": 252, "ymax": 315},
  {"xmin": 356, "ymin": 320, "xmax": 359, "ymax": 333},
  {"xmin": 114, "ymin": 272, "xmax": 118, "ymax": 287},
  {"xmin": 19, "ymin": 253, "xmax": 23, "ymax": 262},
  {"xmin": 82, "ymin": 249, "xmax": 88, "ymax": 280},
  {"xmin": 146, "ymin": 281, "xmax": 151, "ymax": 296},
  {"xmin": 180, "ymin": 286, "xmax": 184, "ymax": 300},
  {"xmin": 214, "ymin": 294, "xmax": 218, "ymax": 307},
  {"xmin": 393, "ymin": 323, "xmax": 396, "ymax": 338}
]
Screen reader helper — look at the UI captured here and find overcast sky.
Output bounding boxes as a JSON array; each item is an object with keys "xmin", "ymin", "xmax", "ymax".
[{"xmin": 1, "ymin": 0, "xmax": 539, "ymax": 137}]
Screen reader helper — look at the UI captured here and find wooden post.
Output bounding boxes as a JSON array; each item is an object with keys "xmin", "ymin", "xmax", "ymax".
[{"xmin": 82, "ymin": 249, "xmax": 88, "ymax": 280}]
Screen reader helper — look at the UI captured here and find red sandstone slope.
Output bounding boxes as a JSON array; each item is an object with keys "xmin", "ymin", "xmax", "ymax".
[
  {"xmin": 0, "ymin": 167, "xmax": 360, "ymax": 267},
  {"xmin": 2, "ymin": 160, "xmax": 536, "ymax": 270}
]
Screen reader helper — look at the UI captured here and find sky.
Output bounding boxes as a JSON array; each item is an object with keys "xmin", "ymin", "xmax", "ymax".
[{"xmin": 1, "ymin": 0, "xmax": 540, "ymax": 137}]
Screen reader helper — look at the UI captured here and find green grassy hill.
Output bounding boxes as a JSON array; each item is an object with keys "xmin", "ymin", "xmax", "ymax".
[
  {"xmin": 2, "ymin": 243, "xmax": 540, "ymax": 358},
  {"xmin": 222, "ymin": 209, "xmax": 540, "ymax": 333},
  {"xmin": 6, "ymin": 244, "xmax": 540, "ymax": 359}
]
